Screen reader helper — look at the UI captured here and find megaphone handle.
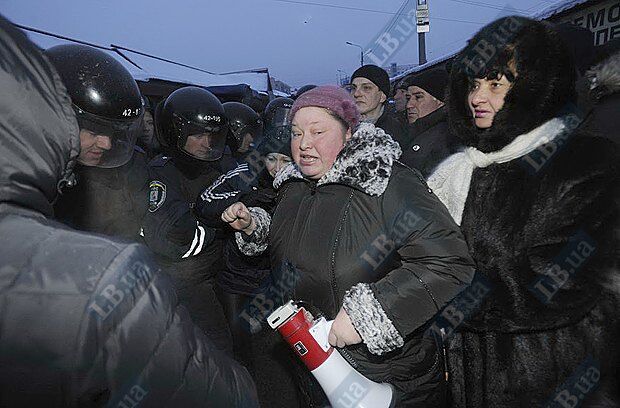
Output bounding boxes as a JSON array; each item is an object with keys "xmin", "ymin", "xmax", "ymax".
[{"xmin": 324, "ymin": 320, "xmax": 334, "ymax": 335}]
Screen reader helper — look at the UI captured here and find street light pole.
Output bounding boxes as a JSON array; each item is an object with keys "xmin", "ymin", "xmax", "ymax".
[
  {"xmin": 337, "ymin": 69, "xmax": 348, "ymax": 85},
  {"xmin": 346, "ymin": 41, "xmax": 364, "ymax": 67}
]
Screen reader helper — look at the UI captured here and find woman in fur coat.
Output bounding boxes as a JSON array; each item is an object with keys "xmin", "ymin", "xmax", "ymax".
[
  {"xmin": 427, "ymin": 17, "xmax": 619, "ymax": 407},
  {"xmin": 223, "ymin": 85, "xmax": 476, "ymax": 406}
]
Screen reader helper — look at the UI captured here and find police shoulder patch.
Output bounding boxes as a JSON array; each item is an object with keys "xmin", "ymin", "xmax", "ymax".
[{"xmin": 148, "ymin": 180, "xmax": 167, "ymax": 212}]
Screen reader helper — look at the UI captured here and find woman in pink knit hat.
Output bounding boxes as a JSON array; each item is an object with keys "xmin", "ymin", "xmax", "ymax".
[{"xmin": 223, "ymin": 85, "xmax": 474, "ymax": 406}]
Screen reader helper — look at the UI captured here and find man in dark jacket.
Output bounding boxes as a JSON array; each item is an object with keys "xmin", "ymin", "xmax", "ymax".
[
  {"xmin": 142, "ymin": 86, "xmax": 240, "ymax": 353},
  {"xmin": 47, "ymin": 44, "xmax": 149, "ymax": 242},
  {"xmin": 400, "ymin": 67, "xmax": 463, "ymax": 178},
  {"xmin": 392, "ymin": 77, "xmax": 409, "ymax": 126},
  {"xmin": 0, "ymin": 15, "xmax": 258, "ymax": 407},
  {"xmin": 53, "ymin": 148, "xmax": 149, "ymax": 241},
  {"xmin": 348, "ymin": 64, "xmax": 407, "ymax": 144}
]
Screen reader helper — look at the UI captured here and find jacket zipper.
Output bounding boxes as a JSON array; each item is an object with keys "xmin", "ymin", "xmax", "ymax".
[
  {"xmin": 328, "ymin": 190, "xmax": 355, "ymax": 315},
  {"xmin": 328, "ymin": 191, "xmax": 358, "ymax": 368},
  {"xmin": 339, "ymin": 347, "xmax": 359, "ymax": 369}
]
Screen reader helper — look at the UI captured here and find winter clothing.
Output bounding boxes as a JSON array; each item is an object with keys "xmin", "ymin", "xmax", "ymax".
[
  {"xmin": 448, "ymin": 18, "xmax": 576, "ymax": 153},
  {"xmin": 291, "ymin": 85, "xmax": 360, "ymax": 130},
  {"xmin": 376, "ymin": 106, "xmax": 408, "ymax": 146},
  {"xmin": 197, "ymin": 154, "xmax": 303, "ymax": 407},
  {"xmin": 54, "ymin": 146, "xmax": 149, "ymax": 241},
  {"xmin": 394, "ymin": 77, "xmax": 410, "ymax": 91},
  {"xmin": 195, "ymin": 155, "xmax": 275, "ymax": 296},
  {"xmin": 400, "ymin": 106, "xmax": 462, "ymax": 178},
  {"xmin": 429, "ymin": 115, "xmax": 575, "ymax": 225},
  {"xmin": 142, "ymin": 153, "xmax": 239, "ymax": 352},
  {"xmin": 351, "ymin": 64, "xmax": 392, "ymax": 97},
  {"xmin": 239, "ymin": 123, "xmax": 475, "ymax": 406},
  {"xmin": 580, "ymin": 50, "xmax": 620, "ymax": 145},
  {"xmin": 0, "ymin": 14, "xmax": 257, "ymax": 407},
  {"xmin": 432, "ymin": 17, "xmax": 620, "ymax": 407},
  {"xmin": 405, "ymin": 67, "xmax": 449, "ymax": 100},
  {"xmin": 555, "ymin": 22, "xmax": 595, "ymax": 75}
]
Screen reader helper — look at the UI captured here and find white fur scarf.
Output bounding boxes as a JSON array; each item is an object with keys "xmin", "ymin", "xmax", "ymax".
[{"xmin": 427, "ymin": 116, "xmax": 570, "ymax": 225}]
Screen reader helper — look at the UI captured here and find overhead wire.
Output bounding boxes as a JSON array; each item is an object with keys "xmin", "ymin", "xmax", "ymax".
[{"xmin": 267, "ymin": 0, "xmax": 486, "ymax": 24}]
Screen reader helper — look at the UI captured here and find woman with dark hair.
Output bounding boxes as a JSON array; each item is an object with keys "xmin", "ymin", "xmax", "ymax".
[{"xmin": 428, "ymin": 16, "xmax": 619, "ymax": 406}]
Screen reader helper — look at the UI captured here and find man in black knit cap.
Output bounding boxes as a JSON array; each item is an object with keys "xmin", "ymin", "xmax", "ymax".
[{"xmin": 347, "ymin": 64, "xmax": 407, "ymax": 144}]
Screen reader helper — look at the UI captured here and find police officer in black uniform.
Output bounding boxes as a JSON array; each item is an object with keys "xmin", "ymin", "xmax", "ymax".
[
  {"xmin": 142, "ymin": 86, "xmax": 235, "ymax": 353},
  {"xmin": 223, "ymin": 101, "xmax": 263, "ymax": 161},
  {"xmin": 46, "ymin": 44, "xmax": 149, "ymax": 241}
]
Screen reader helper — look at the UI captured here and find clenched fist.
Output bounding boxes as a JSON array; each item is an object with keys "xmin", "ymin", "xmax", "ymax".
[{"xmin": 221, "ymin": 202, "xmax": 256, "ymax": 235}]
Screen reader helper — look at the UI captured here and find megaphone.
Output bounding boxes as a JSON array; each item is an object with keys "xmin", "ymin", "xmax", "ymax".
[{"xmin": 267, "ymin": 300, "xmax": 394, "ymax": 408}]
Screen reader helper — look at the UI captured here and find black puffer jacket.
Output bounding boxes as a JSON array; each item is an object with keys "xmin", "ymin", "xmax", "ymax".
[
  {"xmin": 239, "ymin": 123, "xmax": 475, "ymax": 406},
  {"xmin": 0, "ymin": 15, "xmax": 257, "ymax": 407},
  {"xmin": 400, "ymin": 107, "xmax": 463, "ymax": 178},
  {"xmin": 376, "ymin": 106, "xmax": 408, "ymax": 146}
]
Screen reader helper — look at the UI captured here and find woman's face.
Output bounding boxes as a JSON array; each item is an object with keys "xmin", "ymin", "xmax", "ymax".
[
  {"xmin": 291, "ymin": 107, "xmax": 351, "ymax": 180},
  {"xmin": 264, "ymin": 152, "xmax": 292, "ymax": 178},
  {"xmin": 467, "ymin": 74, "xmax": 512, "ymax": 129},
  {"xmin": 406, "ymin": 86, "xmax": 443, "ymax": 124}
]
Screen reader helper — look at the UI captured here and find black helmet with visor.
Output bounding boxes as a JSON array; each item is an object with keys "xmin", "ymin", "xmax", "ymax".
[
  {"xmin": 159, "ymin": 86, "xmax": 228, "ymax": 162},
  {"xmin": 45, "ymin": 44, "xmax": 143, "ymax": 168}
]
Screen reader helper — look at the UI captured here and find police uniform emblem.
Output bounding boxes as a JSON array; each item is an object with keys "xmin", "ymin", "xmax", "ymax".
[{"xmin": 148, "ymin": 181, "xmax": 166, "ymax": 212}]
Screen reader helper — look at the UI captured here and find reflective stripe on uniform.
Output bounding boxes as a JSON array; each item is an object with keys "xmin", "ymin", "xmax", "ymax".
[{"xmin": 182, "ymin": 222, "xmax": 207, "ymax": 259}]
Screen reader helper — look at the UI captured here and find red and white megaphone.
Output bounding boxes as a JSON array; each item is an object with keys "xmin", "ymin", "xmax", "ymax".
[{"xmin": 267, "ymin": 300, "xmax": 394, "ymax": 408}]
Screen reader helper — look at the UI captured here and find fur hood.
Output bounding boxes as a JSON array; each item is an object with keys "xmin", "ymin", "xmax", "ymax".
[
  {"xmin": 447, "ymin": 17, "xmax": 576, "ymax": 153},
  {"xmin": 586, "ymin": 50, "xmax": 620, "ymax": 100},
  {"xmin": 273, "ymin": 123, "xmax": 402, "ymax": 196}
]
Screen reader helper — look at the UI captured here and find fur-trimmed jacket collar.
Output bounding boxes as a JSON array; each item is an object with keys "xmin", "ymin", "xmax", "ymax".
[
  {"xmin": 586, "ymin": 50, "xmax": 620, "ymax": 100},
  {"xmin": 273, "ymin": 123, "xmax": 402, "ymax": 196}
]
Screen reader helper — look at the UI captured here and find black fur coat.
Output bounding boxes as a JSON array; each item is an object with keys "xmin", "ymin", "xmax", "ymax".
[{"xmin": 440, "ymin": 17, "xmax": 620, "ymax": 407}]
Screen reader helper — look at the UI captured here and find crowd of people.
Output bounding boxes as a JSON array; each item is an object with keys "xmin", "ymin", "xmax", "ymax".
[{"xmin": 0, "ymin": 11, "xmax": 618, "ymax": 408}]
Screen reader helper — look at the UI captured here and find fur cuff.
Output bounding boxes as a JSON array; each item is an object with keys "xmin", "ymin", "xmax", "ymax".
[
  {"xmin": 235, "ymin": 206, "xmax": 271, "ymax": 256},
  {"xmin": 343, "ymin": 283, "xmax": 404, "ymax": 355}
]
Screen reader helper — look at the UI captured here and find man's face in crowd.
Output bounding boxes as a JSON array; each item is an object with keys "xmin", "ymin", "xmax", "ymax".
[
  {"xmin": 238, "ymin": 133, "xmax": 254, "ymax": 154},
  {"xmin": 393, "ymin": 88, "xmax": 407, "ymax": 112},
  {"xmin": 184, "ymin": 132, "xmax": 217, "ymax": 160},
  {"xmin": 142, "ymin": 111, "xmax": 154, "ymax": 138},
  {"xmin": 406, "ymin": 86, "xmax": 443, "ymax": 124},
  {"xmin": 78, "ymin": 129, "xmax": 112, "ymax": 166},
  {"xmin": 350, "ymin": 77, "xmax": 386, "ymax": 116}
]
